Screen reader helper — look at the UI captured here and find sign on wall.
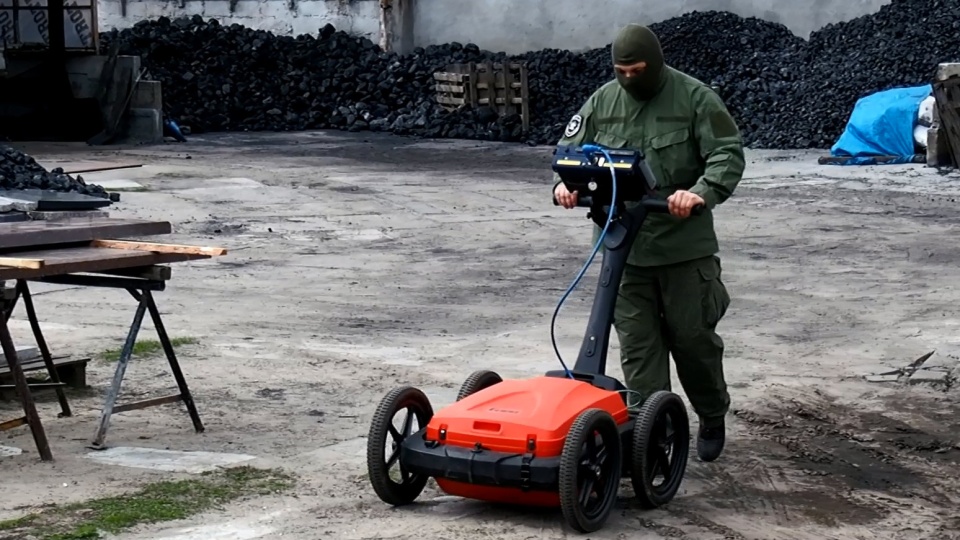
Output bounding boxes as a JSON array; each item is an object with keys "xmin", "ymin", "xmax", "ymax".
[{"xmin": 0, "ymin": 0, "xmax": 97, "ymax": 50}]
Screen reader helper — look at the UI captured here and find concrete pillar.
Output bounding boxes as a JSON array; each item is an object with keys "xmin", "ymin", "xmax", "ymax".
[{"xmin": 379, "ymin": 0, "xmax": 415, "ymax": 54}]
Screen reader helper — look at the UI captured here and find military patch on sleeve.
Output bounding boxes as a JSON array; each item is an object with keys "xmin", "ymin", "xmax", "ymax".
[
  {"xmin": 709, "ymin": 110, "xmax": 740, "ymax": 139},
  {"xmin": 564, "ymin": 114, "xmax": 583, "ymax": 138}
]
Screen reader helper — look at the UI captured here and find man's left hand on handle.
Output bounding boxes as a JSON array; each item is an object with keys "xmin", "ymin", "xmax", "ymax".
[{"xmin": 667, "ymin": 190, "xmax": 705, "ymax": 219}]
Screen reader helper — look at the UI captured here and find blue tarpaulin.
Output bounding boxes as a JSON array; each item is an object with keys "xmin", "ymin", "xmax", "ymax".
[{"xmin": 829, "ymin": 84, "xmax": 932, "ymax": 165}]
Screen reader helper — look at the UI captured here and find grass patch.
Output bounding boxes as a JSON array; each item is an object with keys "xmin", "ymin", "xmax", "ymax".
[
  {"xmin": 0, "ymin": 466, "xmax": 294, "ymax": 540},
  {"xmin": 0, "ymin": 515, "xmax": 37, "ymax": 531},
  {"xmin": 99, "ymin": 337, "xmax": 199, "ymax": 363}
]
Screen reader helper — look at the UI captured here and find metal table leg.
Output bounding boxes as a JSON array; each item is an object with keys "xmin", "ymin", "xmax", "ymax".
[
  {"xmin": 0, "ymin": 316, "xmax": 52, "ymax": 461},
  {"xmin": 80, "ymin": 276, "xmax": 205, "ymax": 448},
  {"xmin": 17, "ymin": 280, "xmax": 72, "ymax": 418},
  {"xmin": 89, "ymin": 291, "xmax": 148, "ymax": 449},
  {"xmin": 140, "ymin": 289, "xmax": 204, "ymax": 434}
]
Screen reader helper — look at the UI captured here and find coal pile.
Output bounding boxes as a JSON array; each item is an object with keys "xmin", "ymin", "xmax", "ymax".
[
  {"xmin": 750, "ymin": 0, "xmax": 960, "ymax": 148},
  {"xmin": 0, "ymin": 146, "xmax": 108, "ymax": 198},
  {"xmin": 99, "ymin": 2, "xmax": 960, "ymax": 149}
]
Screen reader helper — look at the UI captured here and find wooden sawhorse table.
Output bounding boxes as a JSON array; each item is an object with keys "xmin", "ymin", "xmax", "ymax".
[{"xmin": 0, "ymin": 238, "xmax": 225, "ymax": 460}]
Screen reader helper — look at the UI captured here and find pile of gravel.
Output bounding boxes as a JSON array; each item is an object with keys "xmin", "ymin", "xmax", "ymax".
[
  {"xmin": 0, "ymin": 146, "xmax": 108, "ymax": 198},
  {"xmin": 98, "ymin": 1, "xmax": 960, "ymax": 149}
]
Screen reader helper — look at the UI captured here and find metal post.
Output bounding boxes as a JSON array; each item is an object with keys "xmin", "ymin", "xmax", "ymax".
[
  {"xmin": 17, "ymin": 280, "xmax": 72, "ymax": 418},
  {"xmin": 89, "ymin": 292, "xmax": 148, "ymax": 449},
  {"xmin": 0, "ymin": 317, "xmax": 52, "ymax": 460}
]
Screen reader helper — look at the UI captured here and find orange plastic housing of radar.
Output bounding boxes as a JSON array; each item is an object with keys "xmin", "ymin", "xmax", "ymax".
[{"xmin": 424, "ymin": 376, "xmax": 630, "ymax": 506}]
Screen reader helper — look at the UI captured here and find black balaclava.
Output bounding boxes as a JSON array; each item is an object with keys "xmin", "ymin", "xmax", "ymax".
[{"xmin": 611, "ymin": 24, "xmax": 665, "ymax": 101}]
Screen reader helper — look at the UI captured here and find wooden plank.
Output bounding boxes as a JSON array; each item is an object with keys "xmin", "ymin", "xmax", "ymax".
[
  {"xmin": 437, "ymin": 96, "xmax": 466, "ymax": 106},
  {"xmin": 0, "ymin": 218, "xmax": 172, "ymax": 250},
  {"xmin": 0, "ymin": 247, "xmax": 209, "ymax": 280},
  {"xmin": 933, "ymin": 77, "xmax": 960, "ymax": 168},
  {"xmin": 466, "ymin": 63, "xmax": 478, "ymax": 107},
  {"xmin": 113, "ymin": 394, "xmax": 183, "ymax": 414},
  {"xmin": 434, "ymin": 83, "xmax": 465, "ymax": 93},
  {"xmin": 477, "ymin": 62, "xmax": 495, "ymax": 111},
  {"xmin": 0, "ymin": 257, "xmax": 44, "ymax": 269},
  {"xmin": 499, "ymin": 68, "xmax": 512, "ymax": 115},
  {"xmin": 89, "ymin": 240, "xmax": 227, "ymax": 256},
  {"xmin": 0, "ymin": 355, "xmax": 86, "ymax": 376},
  {"xmin": 0, "ymin": 417, "xmax": 27, "ymax": 431},
  {"xmin": 433, "ymin": 72, "xmax": 465, "ymax": 82}
]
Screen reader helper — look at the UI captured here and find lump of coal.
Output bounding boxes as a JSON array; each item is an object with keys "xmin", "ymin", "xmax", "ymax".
[
  {"xmin": 0, "ymin": 145, "xmax": 108, "ymax": 198},
  {"xmin": 97, "ymin": 2, "xmax": 960, "ymax": 150}
]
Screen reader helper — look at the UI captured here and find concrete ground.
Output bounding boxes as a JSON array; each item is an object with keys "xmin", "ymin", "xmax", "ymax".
[{"xmin": 1, "ymin": 130, "xmax": 960, "ymax": 539}]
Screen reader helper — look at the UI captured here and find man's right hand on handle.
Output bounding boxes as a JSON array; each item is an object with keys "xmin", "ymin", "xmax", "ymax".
[{"xmin": 554, "ymin": 183, "xmax": 579, "ymax": 209}]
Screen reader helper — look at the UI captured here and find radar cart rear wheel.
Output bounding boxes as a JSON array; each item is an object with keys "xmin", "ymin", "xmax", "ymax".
[
  {"xmin": 630, "ymin": 391, "xmax": 690, "ymax": 508},
  {"xmin": 366, "ymin": 386, "xmax": 434, "ymax": 506},
  {"xmin": 559, "ymin": 408, "xmax": 622, "ymax": 533},
  {"xmin": 456, "ymin": 370, "xmax": 503, "ymax": 401}
]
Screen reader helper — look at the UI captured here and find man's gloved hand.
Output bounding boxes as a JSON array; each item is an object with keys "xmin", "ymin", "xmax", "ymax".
[
  {"xmin": 554, "ymin": 183, "xmax": 579, "ymax": 209},
  {"xmin": 667, "ymin": 190, "xmax": 705, "ymax": 218}
]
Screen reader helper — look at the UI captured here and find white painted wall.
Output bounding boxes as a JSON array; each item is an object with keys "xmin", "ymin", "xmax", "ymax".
[
  {"xmin": 96, "ymin": 0, "xmax": 892, "ymax": 54},
  {"xmin": 98, "ymin": 0, "xmax": 381, "ymax": 43}
]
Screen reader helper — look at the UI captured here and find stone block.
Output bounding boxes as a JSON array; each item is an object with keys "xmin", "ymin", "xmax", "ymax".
[
  {"xmin": 130, "ymin": 80, "xmax": 162, "ymax": 110},
  {"xmin": 908, "ymin": 369, "xmax": 950, "ymax": 385},
  {"xmin": 935, "ymin": 63, "xmax": 960, "ymax": 82},
  {"xmin": 122, "ymin": 108, "xmax": 163, "ymax": 144},
  {"xmin": 15, "ymin": 345, "xmax": 39, "ymax": 361},
  {"xmin": 0, "ymin": 196, "xmax": 38, "ymax": 211}
]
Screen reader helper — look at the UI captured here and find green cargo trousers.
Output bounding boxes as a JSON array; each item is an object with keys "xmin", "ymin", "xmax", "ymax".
[{"xmin": 613, "ymin": 254, "xmax": 731, "ymax": 428}]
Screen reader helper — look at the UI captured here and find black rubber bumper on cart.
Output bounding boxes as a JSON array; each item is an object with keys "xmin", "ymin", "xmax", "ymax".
[{"xmin": 401, "ymin": 430, "xmax": 561, "ymax": 490}]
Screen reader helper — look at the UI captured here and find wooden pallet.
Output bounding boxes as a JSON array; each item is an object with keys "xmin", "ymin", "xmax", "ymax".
[
  {"xmin": 433, "ymin": 62, "xmax": 530, "ymax": 133},
  {"xmin": 0, "ymin": 355, "xmax": 90, "ymax": 389},
  {"xmin": 932, "ymin": 75, "xmax": 960, "ymax": 168}
]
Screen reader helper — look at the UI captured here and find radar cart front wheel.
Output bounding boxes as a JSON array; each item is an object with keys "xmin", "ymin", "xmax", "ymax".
[
  {"xmin": 559, "ymin": 408, "xmax": 622, "ymax": 533},
  {"xmin": 366, "ymin": 386, "xmax": 434, "ymax": 506},
  {"xmin": 630, "ymin": 390, "xmax": 690, "ymax": 508}
]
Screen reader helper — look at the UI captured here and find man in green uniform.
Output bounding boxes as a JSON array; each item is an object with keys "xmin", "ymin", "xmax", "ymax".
[{"xmin": 553, "ymin": 23, "xmax": 745, "ymax": 462}]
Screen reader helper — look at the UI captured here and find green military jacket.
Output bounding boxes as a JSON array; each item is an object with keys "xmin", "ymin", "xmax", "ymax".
[{"xmin": 554, "ymin": 66, "xmax": 745, "ymax": 267}]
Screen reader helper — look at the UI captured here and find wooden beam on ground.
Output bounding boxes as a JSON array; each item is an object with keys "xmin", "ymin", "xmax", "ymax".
[{"xmin": 89, "ymin": 240, "xmax": 227, "ymax": 256}]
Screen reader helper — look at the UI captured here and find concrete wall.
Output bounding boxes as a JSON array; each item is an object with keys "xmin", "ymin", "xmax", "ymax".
[
  {"xmin": 98, "ymin": 0, "xmax": 381, "ymax": 43},
  {"xmin": 97, "ymin": 0, "xmax": 892, "ymax": 54},
  {"xmin": 413, "ymin": 0, "xmax": 891, "ymax": 53}
]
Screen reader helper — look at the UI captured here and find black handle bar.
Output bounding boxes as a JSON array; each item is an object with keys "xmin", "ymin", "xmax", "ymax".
[{"xmin": 552, "ymin": 196, "xmax": 703, "ymax": 215}]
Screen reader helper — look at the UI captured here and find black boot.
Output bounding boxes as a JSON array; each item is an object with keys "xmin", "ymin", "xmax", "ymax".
[{"xmin": 697, "ymin": 419, "xmax": 725, "ymax": 462}]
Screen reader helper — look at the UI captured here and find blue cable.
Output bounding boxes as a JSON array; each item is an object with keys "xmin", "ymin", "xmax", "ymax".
[{"xmin": 550, "ymin": 144, "xmax": 618, "ymax": 379}]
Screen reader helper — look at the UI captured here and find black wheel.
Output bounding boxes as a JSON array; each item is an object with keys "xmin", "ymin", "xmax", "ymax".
[
  {"xmin": 366, "ymin": 386, "xmax": 434, "ymax": 506},
  {"xmin": 558, "ymin": 408, "xmax": 622, "ymax": 533},
  {"xmin": 456, "ymin": 370, "xmax": 503, "ymax": 401},
  {"xmin": 630, "ymin": 391, "xmax": 690, "ymax": 509}
]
